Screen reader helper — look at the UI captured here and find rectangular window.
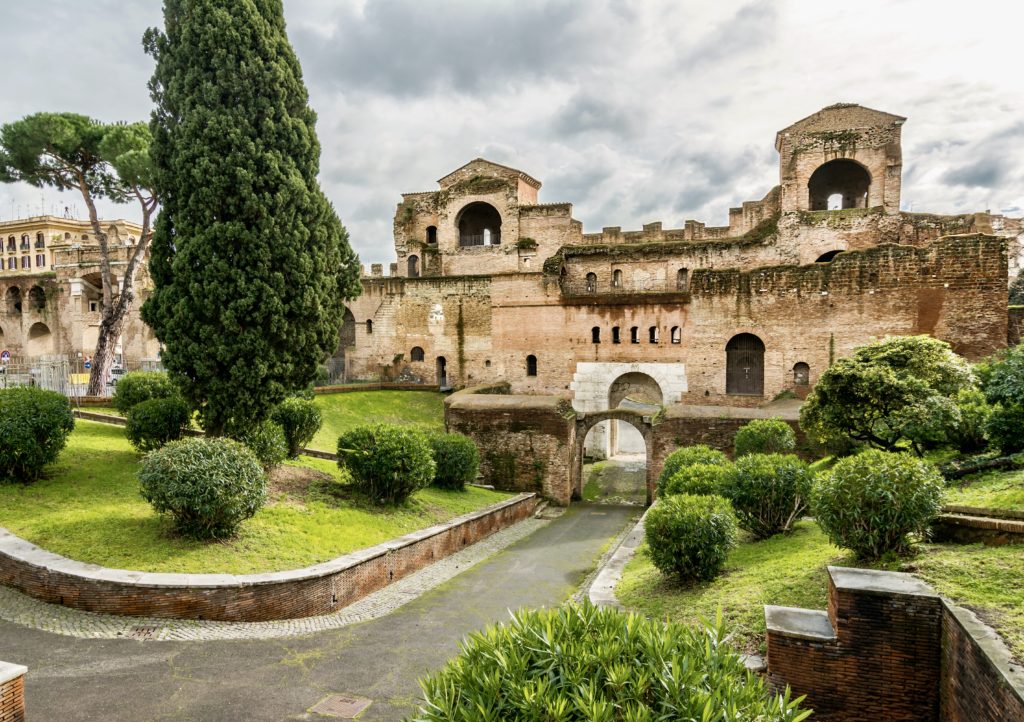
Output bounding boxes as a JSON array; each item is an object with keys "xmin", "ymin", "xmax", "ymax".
[
  {"xmin": 7, "ymin": 258, "xmax": 14, "ymax": 270},
  {"xmin": 36, "ymin": 254, "xmax": 45, "ymax": 267},
  {"xmin": 21, "ymin": 256, "xmax": 29, "ymax": 269},
  {"xmin": 89, "ymin": 300, "xmax": 99, "ymax": 313},
  {"xmin": 612, "ymin": 327, "xmax": 621, "ymax": 344}
]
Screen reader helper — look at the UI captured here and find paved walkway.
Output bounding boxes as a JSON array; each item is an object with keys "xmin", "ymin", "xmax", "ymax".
[{"xmin": 1, "ymin": 503, "xmax": 636, "ymax": 721}]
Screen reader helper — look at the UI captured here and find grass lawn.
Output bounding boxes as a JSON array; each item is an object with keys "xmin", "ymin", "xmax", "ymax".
[
  {"xmin": 944, "ymin": 467, "xmax": 1024, "ymax": 511},
  {"xmin": 83, "ymin": 389, "xmax": 446, "ymax": 452},
  {"xmin": 0, "ymin": 420, "xmax": 506, "ymax": 575},
  {"xmin": 617, "ymin": 521, "xmax": 1024, "ymax": 660}
]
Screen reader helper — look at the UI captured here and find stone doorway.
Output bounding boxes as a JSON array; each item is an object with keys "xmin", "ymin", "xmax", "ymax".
[{"xmin": 572, "ymin": 409, "xmax": 655, "ymax": 506}]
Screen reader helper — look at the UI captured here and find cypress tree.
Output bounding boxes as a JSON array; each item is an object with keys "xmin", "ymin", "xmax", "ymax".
[{"xmin": 143, "ymin": 0, "xmax": 360, "ymax": 434}]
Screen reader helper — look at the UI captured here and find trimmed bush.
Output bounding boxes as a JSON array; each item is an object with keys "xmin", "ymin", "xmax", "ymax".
[
  {"xmin": 658, "ymin": 444, "xmax": 729, "ymax": 491},
  {"xmin": 271, "ymin": 397, "xmax": 322, "ymax": 458},
  {"xmin": 428, "ymin": 433, "xmax": 479, "ymax": 490},
  {"xmin": 662, "ymin": 462, "xmax": 732, "ymax": 497},
  {"xmin": 720, "ymin": 454, "xmax": 812, "ymax": 539},
  {"xmin": 338, "ymin": 423, "xmax": 435, "ymax": 504},
  {"xmin": 0, "ymin": 387, "xmax": 75, "ymax": 482},
  {"xmin": 812, "ymin": 449, "xmax": 944, "ymax": 559},
  {"xmin": 125, "ymin": 396, "xmax": 191, "ymax": 452},
  {"xmin": 138, "ymin": 437, "xmax": 266, "ymax": 539},
  {"xmin": 734, "ymin": 418, "xmax": 796, "ymax": 457},
  {"xmin": 230, "ymin": 419, "xmax": 287, "ymax": 470},
  {"xmin": 411, "ymin": 600, "xmax": 809, "ymax": 722},
  {"xmin": 112, "ymin": 371, "xmax": 177, "ymax": 414},
  {"xmin": 645, "ymin": 493, "xmax": 737, "ymax": 582}
]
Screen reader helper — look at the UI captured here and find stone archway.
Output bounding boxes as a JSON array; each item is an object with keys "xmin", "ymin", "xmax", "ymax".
[
  {"xmin": 607, "ymin": 372, "xmax": 663, "ymax": 457},
  {"xmin": 572, "ymin": 409, "xmax": 656, "ymax": 506}
]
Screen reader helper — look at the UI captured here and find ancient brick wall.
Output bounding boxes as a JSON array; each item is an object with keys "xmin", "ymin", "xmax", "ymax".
[{"xmin": 0, "ymin": 662, "xmax": 26, "ymax": 722}]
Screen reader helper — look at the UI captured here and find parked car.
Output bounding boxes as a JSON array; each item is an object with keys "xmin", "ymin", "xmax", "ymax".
[{"xmin": 107, "ymin": 367, "xmax": 127, "ymax": 386}]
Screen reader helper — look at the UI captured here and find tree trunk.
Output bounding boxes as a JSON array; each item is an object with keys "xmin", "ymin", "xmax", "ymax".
[{"xmin": 85, "ymin": 310, "xmax": 129, "ymax": 396}]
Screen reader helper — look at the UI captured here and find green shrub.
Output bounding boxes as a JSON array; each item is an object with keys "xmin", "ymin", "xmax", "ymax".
[
  {"xmin": 812, "ymin": 449, "xmax": 944, "ymax": 559},
  {"xmin": 427, "ymin": 433, "xmax": 479, "ymax": 490},
  {"xmin": 645, "ymin": 494, "xmax": 737, "ymax": 582},
  {"xmin": 720, "ymin": 454, "xmax": 811, "ymax": 539},
  {"xmin": 338, "ymin": 424, "xmax": 435, "ymax": 504},
  {"xmin": 734, "ymin": 418, "xmax": 796, "ymax": 456},
  {"xmin": 271, "ymin": 397, "xmax": 322, "ymax": 458},
  {"xmin": 125, "ymin": 396, "xmax": 191, "ymax": 452},
  {"xmin": 138, "ymin": 437, "xmax": 266, "ymax": 539},
  {"xmin": 229, "ymin": 419, "xmax": 287, "ymax": 470},
  {"xmin": 410, "ymin": 600, "xmax": 809, "ymax": 722},
  {"xmin": 986, "ymin": 404, "xmax": 1024, "ymax": 454},
  {"xmin": 112, "ymin": 371, "xmax": 177, "ymax": 414},
  {"xmin": 662, "ymin": 462, "xmax": 732, "ymax": 497},
  {"xmin": 658, "ymin": 444, "xmax": 729, "ymax": 492},
  {"xmin": 0, "ymin": 387, "xmax": 75, "ymax": 482},
  {"xmin": 946, "ymin": 387, "xmax": 991, "ymax": 453}
]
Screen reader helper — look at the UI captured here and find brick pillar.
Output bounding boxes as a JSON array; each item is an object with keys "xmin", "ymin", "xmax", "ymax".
[
  {"xmin": 0, "ymin": 661, "xmax": 27, "ymax": 722},
  {"xmin": 766, "ymin": 566, "xmax": 942, "ymax": 722}
]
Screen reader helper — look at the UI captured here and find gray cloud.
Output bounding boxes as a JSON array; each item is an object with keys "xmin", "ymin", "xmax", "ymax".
[{"xmin": 676, "ymin": 1, "xmax": 777, "ymax": 71}]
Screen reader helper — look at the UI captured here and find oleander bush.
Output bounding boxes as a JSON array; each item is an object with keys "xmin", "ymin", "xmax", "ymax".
[
  {"xmin": 720, "ymin": 453, "xmax": 812, "ymax": 539},
  {"xmin": 271, "ymin": 397, "xmax": 322, "ymax": 458},
  {"xmin": 138, "ymin": 437, "xmax": 266, "ymax": 540},
  {"xmin": 734, "ymin": 418, "xmax": 797, "ymax": 457},
  {"xmin": 229, "ymin": 419, "xmax": 287, "ymax": 470},
  {"xmin": 427, "ymin": 433, "xmax": 479, "ymax": 491},
  {"xmin": 125, "ymin": 396, "xmax": 191, "ymax": 452},
  {"xmin": 337, "ymin": 423, "xmax": 435, "ymax": 504},
  {"xmin": 812, "ymin": 449, "xmax": 944, "ymax": 559},
  {"xmin": 408, "ymin": 601, "xmax": 810, "ymax": 722},
  {"xmin": 657, "ymin": 444, "xmax": 730, "ymax": 492},
  {"xmin": 645, "ymin": 493, "xmax": 738, "ymax": 582},
  {"xmin": 661, "ymin": 462, "xmax": 732, "ymax": 498},
  {"xmin": 112, "ymin": 371, "xmax": 178, "ymax": 414},
  {"xmin": 0, "ymin": 387, "xmax": 75, "ymax": 482}
]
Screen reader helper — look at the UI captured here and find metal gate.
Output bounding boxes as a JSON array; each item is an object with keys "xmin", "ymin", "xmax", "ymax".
[{"xmin": 726, "ymin": 334, "xmax": 765, "ymax": 396}]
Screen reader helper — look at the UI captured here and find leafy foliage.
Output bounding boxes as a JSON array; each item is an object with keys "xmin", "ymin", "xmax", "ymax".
[
  {"xmin": 946, "ymin": 387, "xmax": 991, "ymax": 454},
  {"xmin": 981, "ymin": 343, "xmax": 1024, "ymax": 453},
  {"xmin": 657, "ymin": 445, "xmax": 729, "ymax": 492},
  {"xmin": 409, "ymin": 600, "xmax": 810, "ymax": 722},
  {"xmin": 0, "ymin": 387, "xmax": 75, "ymax": 482},
  {"xmin": 986, "ymin": 405, "xmax": 1024, "ymax": 454},
  {"xmin": 113, "ymin": 371, "xmax": 179, "ymax": 414},
  {"xmin": 125, "ymin": 396, "xmax": 191, "ymax": 451},
  {"xmin": 337, "ymin": 424, "xmax": 435, "ymax": 504},
  {"xmin": 428, "ymin": 433, "xmax": 479, "ymax": 491},
  {"xmin": 661, "ymin": 462, "xmax": 732, "ymax": 497},
  {"xmin": 271, "ymin": 397, "xmax": 322, "ymax": 458},
  {"xmin": 142, "ymin": 0, "xmax": 361, "ymax": 434},
  {"xmin": 138, "ymin": 437, "xmax": 266, "ymax": 540},
  {"xmin": 734, "ymin": 418, "xmax": 796, "ymax": 457},
  {"xmin": 645, "ymin": 494, "xmax": 738, "ymax": 582},
  {"xmin": 228, "ymin": 419, "xmax": 287, "ymax": 470},
  {"xmin": 720, "ymin": 454, "xmax": 811, "ymax": 539},
  {"xmin": 1009, "ymin": 274, "xmax": 1024, "ymax": 306},
  {"xmin": 800, "ymin": 335, "xmax": 974, "ymax": 454},
  {"xmin": 812, "ymin": 449, "xmax": 944, "ymax": 559}
]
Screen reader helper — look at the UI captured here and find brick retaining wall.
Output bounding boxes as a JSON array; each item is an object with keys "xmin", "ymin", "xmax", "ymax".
[
  {"xmin": 0, "ymin": 493, "xmax": 536, "ymax": 622},
  {"xmin": 766, "ymin": 566, "xmax": 1024, "ymax": 721},
  {"xmin": 0, "ymin": 662, "xmax": 26, "ymax": 722}
]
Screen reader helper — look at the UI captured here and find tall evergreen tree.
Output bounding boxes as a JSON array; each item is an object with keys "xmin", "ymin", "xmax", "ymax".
[{"xmin": 143, "ymin": 0, "xmax": 361, "ymax": 434}]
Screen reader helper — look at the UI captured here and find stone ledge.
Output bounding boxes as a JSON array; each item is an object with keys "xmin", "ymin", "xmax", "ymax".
[
  {"xmin": 943, "ymin": 505, "xmax": 1024, "ymax": 522},
  {"xmin": 765, "ymin": 605, "xmax": 836, "ymax": 641},
  {"xmin": 943, "ymin": 602, "xmax": 1024, "ymax": 701},
  {"xmin": 827, "ymin": 565, "xmax": 938, "ymax": 598},
  {"xmin": 0, "ymin": 661, "xmax": 26, "ymax": 686},
  {"xmin": 937, "ymin": 513, "xmax": 1024, "ymax": 534}
]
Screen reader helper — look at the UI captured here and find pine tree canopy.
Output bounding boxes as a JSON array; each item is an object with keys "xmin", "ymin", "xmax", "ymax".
[{"xmin": 143, "ymin": 0, "xmax": 361, "ymax": 434}]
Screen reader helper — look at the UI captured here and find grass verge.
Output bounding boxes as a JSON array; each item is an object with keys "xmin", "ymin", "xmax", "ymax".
[{"xmin": 944, "ymin": 468, "xmax": 1024, "ymax": 511}]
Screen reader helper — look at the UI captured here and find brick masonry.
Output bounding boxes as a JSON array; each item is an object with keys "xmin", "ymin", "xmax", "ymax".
[
  {"xmin": 766, "ymin": 566, "xmax": 1024, "ymax": 721},
  {"xmin": 0, "ymin": 662, "xmax": 26, "ymax": 722},
  {"xmin": 0, "ymin": 493, "xmax": 536, "ymax": 622}
]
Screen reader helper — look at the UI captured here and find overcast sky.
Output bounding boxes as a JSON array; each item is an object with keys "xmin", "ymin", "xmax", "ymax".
[{"xmin": 1, "ymin": 0, "xmax": 1022, "ymax": 265}]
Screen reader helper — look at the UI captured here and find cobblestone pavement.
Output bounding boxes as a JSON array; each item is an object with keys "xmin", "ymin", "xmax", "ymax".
[
  {"xmin": 0, "ymin": 517, "xmax": 548, "ymax": 642},
  {"xmin": 1, "ymin": 503, "xmax": 637, "ymax": 721}
]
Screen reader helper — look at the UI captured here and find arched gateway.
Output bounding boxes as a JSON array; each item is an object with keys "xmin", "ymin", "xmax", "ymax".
[{"xmin": 571, "ymin": 408, "xmax": 656, "ymax": 506}]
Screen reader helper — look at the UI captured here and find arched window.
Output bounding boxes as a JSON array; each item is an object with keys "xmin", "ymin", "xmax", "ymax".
[
  {"xmin": 726, "ymin": 333, "xmax": 765, "ymax": 396},
  {"xmin": 585, "ymin": 272, "xmax": 597, "ymax": 293},
  {"xmin": 612, "ymin": 269, "xmax": 623, "ymax": 288},
  {"xmin": 677, "ymin": 268, "xmax": 689, "ymax": 291},
  {"xmin": 82, "ymin": 234, "xmax": 89, "ymax": 240},
  {"xmin": 670, "ymin": 326, "xmax": 681, "ymax": 344},
  {"xmin": 365, "ymin": 320, "xmax": 373, "ymax": 334},
  {"xmin": 526, "ymin": 354, "xmax": 537, "ymax": 376},
  {"xmin": 630, "ymin": 326, "xmax": 639, "ymax": 344},
  {"xmin": 407, "ymin": 254, "xmax": 420, "ymax": 278},
  {"xmin": 29, "ymin": 286, "xmax": 45, "ymax": 311},
  {"xmin": 426, "ymin": 226, "xmax": 437, "ymax": 244},
  {"xmin": 815, "ymin": 250, "xmax": 843, "ymax": 263},
  {"xmin": 410, "ymin": 346, "xmax": 425, "ymax": 362},
  {"xmin": 808, "ymin": 159, "xmax": 871, "ymax": 211},
  {"xmin": 591, "ymin": 326, "xmax": 601, "ymax": 344},
  {"xmin": 6, "ymin": 236, "xmax": 14, "ymax": 252},
  {"xmin": 64, "ymin": 232, "xmax": 71, "ymax": 240},
  {"xmin": 793, "ymin": 362, "xmax": 810, "ymax": 386},
  {"xmin": 20, "ymin": 235, "xmax": 29, "ymax": 251},
  {"xmin": 611, "ymin": 327, "xmax": 621, "ymax": 344},
  {"xmin": 436, "ymin": 356, "xmax": 448, "ymax": 387},
  {"xmin": 458, "ymin": 202, "xmax": 502, "ymax": 246},
  {"xmin": 6, "ymin": 287, "xmax": 21, "ymax": 314},
  {"xmin": 648, "ymin": 326, "xmax": 659, "ymax": 343},
  {"xmin": 35, "ymin": 233, "xmax": 44, "ymax": 249}
]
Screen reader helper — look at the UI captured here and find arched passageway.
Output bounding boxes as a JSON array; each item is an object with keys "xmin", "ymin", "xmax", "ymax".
[
  {"xmin": 573, "ymin": 409, "xmax": 655, "ymax": 506},
  {"xmin": 808, "ymin": 159, "xmax": 871, "ymax": 210}
]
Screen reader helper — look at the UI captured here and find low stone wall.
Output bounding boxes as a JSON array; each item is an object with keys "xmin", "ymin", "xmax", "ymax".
[
  {"xmin": 931, "ymin": 508, "xmax": 1024, "ymax": 545},
  {"xmin": 766, "ymin": 566, "xmax": 1024, "ymax": 721},
  {"xmin": 0, "ymin": 493, "xmax": 536, "ymax": 622},
  {"xmin": 0, "ymin": 661, "xmax": 26, "ymax": 722}
]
